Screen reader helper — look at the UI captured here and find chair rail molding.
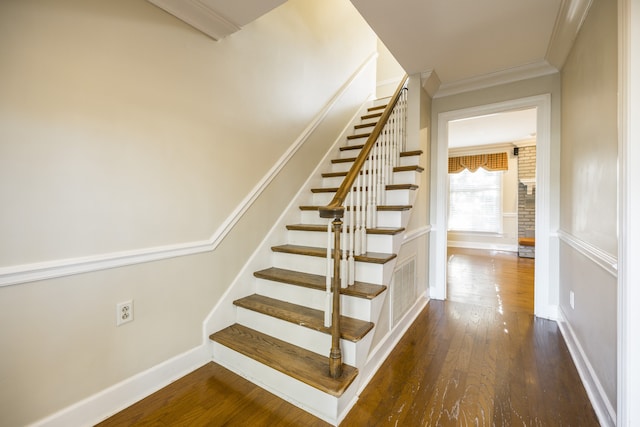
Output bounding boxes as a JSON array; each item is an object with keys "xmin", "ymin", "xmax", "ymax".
[{"xmin": 557, "ymin": 229, "xmax": 618, "ymax": 277}]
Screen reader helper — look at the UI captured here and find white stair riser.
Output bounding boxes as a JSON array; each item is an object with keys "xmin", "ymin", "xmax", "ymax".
[
  {"xmin": 331, "ymin": 154, "xmax": 419, "ymax": 173},
  {"xmin": 323, "ymin": 171, "xmax": 419, "ymax": 188},
  {"xmin": 299, "ymin": 210, "xmax": 405, "ymax": 228},
  {"xmin": 235, "ymin": 307, "xmax": 361, "ymax": 366},
  {"xmin": 393, "ymin": 170, "xmax": 421, "ymax": 185},
  {"xmin": 377, "ymin": 210, "xmax": 410, "ymax": 228},
  {"xmin": 272, "ymin": 252, "xmax": 387, "ymax": 284},
  {"xmin": 312, "ymin": 189, "xmax": 414, "ymax": 205},
  {"xmin": 300, "ymin": 211, "xmax": 330, "ymax": 224},
  {"xmin": 255, "ymin": 278, "xmax": 327, "ymax": 311},
  {"xmin": 338, "ymin": 149, "xmax": 362, "ymax": 159},
  {"xmin": 213, "ymin": 343, "xmax": 356, "ymax": 425},
  {"xmin": 287, "ymin": 230, "xmax": 397, "ymax": 253},
  {"xmin": 255, "ymin": 278, "xmax": 378, "ymax": 321},
  {"xmin": 360, "ymin": 116, "xmax": 380, "ymax": 125},
  {"xmin": 331, "ymin": 162, "xmax": 353, "ymax": 173},
  {"xmin": 299, "ymin": 210, "xmax": 407, "ymax": 228},
  {"xmin": 322, "ymin": 176, "xmax": 347, "ymax": 187},
  {"xmin": 400, "ymin": 155, "xmax": 420, "ymax": 166}
]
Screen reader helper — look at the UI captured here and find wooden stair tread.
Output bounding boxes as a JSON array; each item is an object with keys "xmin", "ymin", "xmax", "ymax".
[
  {"xmin": 254, "ymin": 267, "xmax": 386, "ymax": 299},
  {"xmin": 233, "ymin": 294, "xmax": 374, "ymax": 342},
  {"xmin": 286, "ymin": 223, "xmax": 405, "ymax": 235},
  {"xmin": 354, "ymin": 122, "xmax": 376, "ymax": 129},
  {"xmin": 347, "ymin": 133, "xmax": 371, "ymax": 140},
  {"xmin": 394, "ymin": 165, "xmax": 425, "ymax": 173},
  {"xmin": 332, "ymin": 150, "xmax": 422, "ymax": 164},
  {"xmin": 322, "ymin": 165, "xmax": 423, "ymax": 178},
  {"xmin": 339, "ymin": 144, "xmax": 365, "ymax": 152},
  {"xmin": 367, "ymin": 104, "xmax": 387, "ymax": 112},
  {"xmin": 272, "ymin": 244, "xmax": 396, "ymax": 264},
  {"xmin": 210, "ymin": 324, "xmax": 358, "ymax": 397},
  {"xmin": 401, "ymin": 150, "xmax": 423, "ymax": 157},
  {"xmin": 361, "ymin": 112, "xmax": 383, "ymax": 120},
  {"xmin": 299, "ymin": 204, "xmax": 412, "ymax": 211},
  {"xmin": 311, "ymin": 184, "xmax": 417, "ymax": 193}
]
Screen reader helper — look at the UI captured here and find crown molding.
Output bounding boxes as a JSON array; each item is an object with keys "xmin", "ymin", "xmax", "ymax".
[
  {"xmin": 146, "ymin": 0, "xmax": 286, "ymax": 41},
  {"xmin": 434, "ymin": 60, "xmax": 558, "ymax": 98},
  {"xmin": 420, "ymin": 70, "xmax": 441, "ymax": 98},
  {"xmin": 432, "ymin": 0, "xmax": 593, "ymax": 98},
  {"xmin": 546, "ymin": 0, "xmax": 594, "ymax": 70},
  {"xmin": 147, "ymin": 0, "xmax": 239, "ymax": 40}
]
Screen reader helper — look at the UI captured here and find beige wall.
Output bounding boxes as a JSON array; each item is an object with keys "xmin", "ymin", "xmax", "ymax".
[
  {"xmin": 376, "ymin": 39, "xmax": 405, "ymax": 98},
  {"xmin": 560, "ymin": 0, "xmax": 618, "ymax": 256},
  {"xmin": 559, "ymin": 0, "xmax": 618, "ymax": 416},
  {"xmin": 0, "ymin": 0, "xmax": 377, "ymax": 425}
]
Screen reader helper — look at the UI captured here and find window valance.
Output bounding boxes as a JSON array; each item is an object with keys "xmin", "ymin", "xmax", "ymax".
[{"xmin": 448, "ymin": 152, "xmax": 508, "ymax": 174}]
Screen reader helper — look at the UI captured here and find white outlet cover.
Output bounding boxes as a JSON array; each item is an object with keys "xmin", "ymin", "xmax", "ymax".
[{"xmin": 116, "ymin": 300, "xmax": 134, "ymax": 326}]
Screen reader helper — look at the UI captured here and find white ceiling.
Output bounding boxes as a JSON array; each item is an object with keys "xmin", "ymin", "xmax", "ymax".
[
  {"xmin": 348, "ymin": 0, "xmax": 591, "ymax": 149},
  {"xmin": 351, "ymin": 0, "xmax": 592, "ymax": 96},
  {"xmin": 448, "ymin": 108, "xmax": 537, "ymax": 149}
]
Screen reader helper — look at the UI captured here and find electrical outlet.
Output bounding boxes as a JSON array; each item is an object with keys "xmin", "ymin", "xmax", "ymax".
[
  {"xmin": 569, "ymin": 291, "xmax": 575, "ymax": 309},
  {"xmin": 116, "ymin": 300, "xmax": 134, "ymax": 326}
]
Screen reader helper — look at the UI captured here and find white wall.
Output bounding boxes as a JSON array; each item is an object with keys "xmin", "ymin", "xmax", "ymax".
[
  {"xmin": 558, "ymin": 0, "xmax": 618, "ymax": 422},
  {"xmin": 0, "ymin": 0, "xmax": 377, "ymax": 425}
]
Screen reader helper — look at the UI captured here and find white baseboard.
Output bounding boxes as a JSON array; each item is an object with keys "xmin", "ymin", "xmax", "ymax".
[
  {"xmin": 29, "ymin": 345, "xmax": 210, "ymax": 427},
  {"xmin": 557, "ymin": 309, "xmax": 616, "ymax": 427}
]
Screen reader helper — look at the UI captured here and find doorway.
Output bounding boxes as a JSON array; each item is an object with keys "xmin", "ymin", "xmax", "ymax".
[
  {"xmin": 429, "ymin": 95, "xmax": 556, "ymax": 319},
  {"xmin": 445, "ymin": 108, "xmax": 536, "ymax": 312}
]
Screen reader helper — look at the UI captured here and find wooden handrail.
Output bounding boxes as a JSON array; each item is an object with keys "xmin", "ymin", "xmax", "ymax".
[{"xmin": 319, "ymin": 74, "xmax": 409, "ymax": 219}]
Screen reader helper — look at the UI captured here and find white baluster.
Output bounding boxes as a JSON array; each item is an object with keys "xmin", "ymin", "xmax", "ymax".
[
  {"xmin": 348, "ymin": 191, "xmax": 355, "ymax": 286},
  {"xmin": 355, "ymin": 171, "xmax": 362, "ymax": 256},
  {"xmin": 372, "ymin": 142, "xmax": 379, "ymax": 229},
  {"xmin": 325, "ymin": 220, "xmax": 332, "ymax": 327},
  {"xmin": 367, "ymin": 156, "xmax": 374, "ymax": 229}
]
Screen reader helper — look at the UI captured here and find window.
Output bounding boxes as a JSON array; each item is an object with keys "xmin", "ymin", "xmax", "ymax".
[{"xmin": 448, "ymin": 168, "xmax": 502, "ymax": 233}]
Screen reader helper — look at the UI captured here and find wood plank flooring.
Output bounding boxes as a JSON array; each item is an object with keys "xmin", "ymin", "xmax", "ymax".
[
  {"xmin": 98, "ymin": 248, "xmax": 598, "ymax": 426},
  {"xmin": 446, "ymin": 247, "xmax": 535, "ymax": 313}
]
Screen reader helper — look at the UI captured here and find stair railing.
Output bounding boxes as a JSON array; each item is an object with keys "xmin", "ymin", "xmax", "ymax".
[{"xmin": 319, "ymin": 75, "xmax": 408, "ymax": 378}]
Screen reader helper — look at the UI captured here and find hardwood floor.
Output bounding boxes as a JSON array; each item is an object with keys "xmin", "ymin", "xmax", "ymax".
[
  {"xmin": 98, "ymin": 248, "xmax": 598, "ymax": 426},
  {"xmin": 446, "ymin": 247, "xmax": 535, "ymax": 313}
]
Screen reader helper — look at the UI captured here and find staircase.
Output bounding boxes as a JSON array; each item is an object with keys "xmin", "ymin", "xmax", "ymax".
[{"xmin": 210, "ymin": 90, "xmax": 423, "ymax": 424}]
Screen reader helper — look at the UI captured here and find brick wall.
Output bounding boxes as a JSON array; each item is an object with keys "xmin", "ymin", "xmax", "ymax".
[{"xmin": 518, "ymin": 146, "xmax": 536, "ymax": 258}]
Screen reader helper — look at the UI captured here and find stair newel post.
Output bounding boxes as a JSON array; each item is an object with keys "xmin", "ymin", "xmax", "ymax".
[{"xmin": 330, "ymin": 216, "xmax": 343, "ymax": 379}]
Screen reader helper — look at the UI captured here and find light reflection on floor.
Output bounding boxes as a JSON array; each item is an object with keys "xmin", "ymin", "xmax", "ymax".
[{"xmin": 447, "ymin": 247, "xmax": 535, "ymax": 314}]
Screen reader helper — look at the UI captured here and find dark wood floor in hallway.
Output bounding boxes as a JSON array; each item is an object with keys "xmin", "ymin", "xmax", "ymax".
[{"xmin": 99, "ymin": 248, "xmax": 599, "ymax": 426}]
